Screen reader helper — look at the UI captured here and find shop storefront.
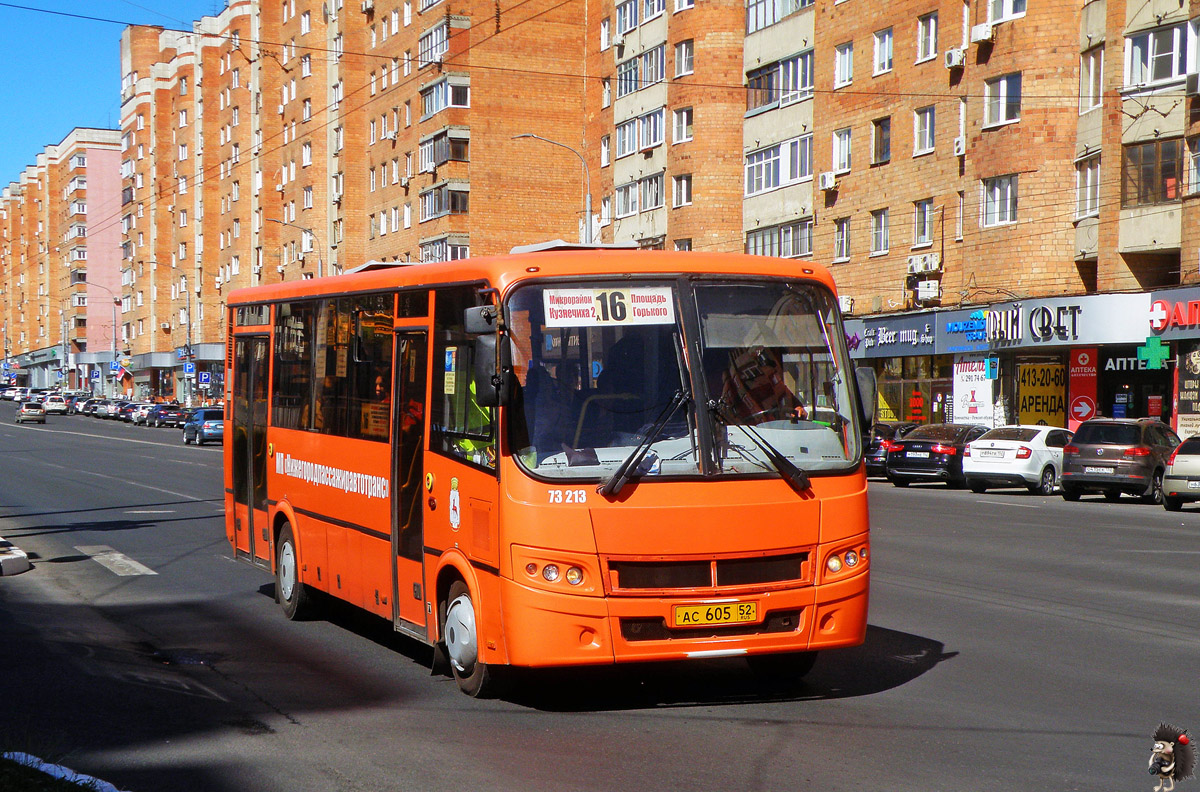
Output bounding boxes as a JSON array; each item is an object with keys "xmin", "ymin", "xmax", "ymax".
[{"xmin": 846, "ymin": 292, "xmax": 1159, "ymax": 430}]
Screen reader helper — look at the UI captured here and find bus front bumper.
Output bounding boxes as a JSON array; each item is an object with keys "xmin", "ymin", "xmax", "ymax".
[{"xmin": 497, "ymin": 572, "xmax": 869, "ymax": 668}]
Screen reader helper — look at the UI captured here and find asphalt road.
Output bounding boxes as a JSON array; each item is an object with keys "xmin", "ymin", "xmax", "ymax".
[{"xmin": 0, "ymin": 404, "xmax": 1197, "ymax": 791}]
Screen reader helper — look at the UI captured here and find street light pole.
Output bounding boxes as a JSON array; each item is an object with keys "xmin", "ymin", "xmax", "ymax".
[
  {"xmin": 267, "ymin": 218, "xmax": 325, "ymax": 277},
  {"xmin": 512, "ymin": 134, "xmax": 593, "ymax": 244}
]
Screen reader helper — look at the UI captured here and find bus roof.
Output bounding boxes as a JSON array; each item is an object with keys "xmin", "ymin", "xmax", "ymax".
[{"xmin": 225, "ymin": 249, "xmax": 839, "ymax": 306}]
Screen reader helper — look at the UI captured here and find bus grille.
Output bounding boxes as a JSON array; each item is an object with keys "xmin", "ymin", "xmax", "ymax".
[
  {"xmin": 619, "ymin": 609, "xmax": 802, "ymax": 642},
  {"xmin": 606, "ymin": 552, "xmax": 809, "ymax": 594}
]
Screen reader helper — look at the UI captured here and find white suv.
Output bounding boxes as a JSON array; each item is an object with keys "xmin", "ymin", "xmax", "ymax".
[{"xmin": 43, "ymin": 395, "xmax": 69, "ymax": 414}]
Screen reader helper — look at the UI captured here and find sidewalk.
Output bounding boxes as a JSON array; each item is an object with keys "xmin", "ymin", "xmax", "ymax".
[{"xmin": 0, "ymin": 536, "xmax": 31, "ymax": 576}]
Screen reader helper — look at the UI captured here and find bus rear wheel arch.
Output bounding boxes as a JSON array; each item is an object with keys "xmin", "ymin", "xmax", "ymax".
[{"xmin": 441, "ymin": 579, "xmax": 498, "ymax": 697}]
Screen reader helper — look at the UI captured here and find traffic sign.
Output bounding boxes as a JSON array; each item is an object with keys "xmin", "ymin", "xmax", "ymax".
[
  {"xmin": 91, "ymin": 370, "xmax": 101, "ymax": 380},
  {"xmin": 109, "ymin": 361, "xmax": 119, "ymax": 372},
  {"xmin": 198, "ymin": 371, "xmax": 211, "ymax": 384},
  {"xmin": 183, "ymin": 362, "xmax": 196, "ymax": 375},
  {"xmin": 1070, "ymin": 395, "xmax": 1096, "ymax": 423}
]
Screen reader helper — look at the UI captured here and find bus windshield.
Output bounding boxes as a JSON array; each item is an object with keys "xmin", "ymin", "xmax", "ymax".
[{"xmin": 506, "ymin": 278, "xmax": 860, "ymax": 480}]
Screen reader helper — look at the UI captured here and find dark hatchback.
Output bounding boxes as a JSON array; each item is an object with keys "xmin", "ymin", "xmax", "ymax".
[
  {"xmin": 1061, "ymin": 418, "xmax": 1180, "ymax": 503},
  {"xmin": 151, "ymin": 404, "xmax": 188, "ymax": 427},
  {"xmin": 885, "ymin": 423, "xmax": 988, "ymax": 487},
  {"xmin": 865, "ymin": 421, "xmax": 919, "ymax": 476}
]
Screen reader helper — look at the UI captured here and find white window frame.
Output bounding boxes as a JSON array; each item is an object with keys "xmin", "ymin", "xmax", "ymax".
[
  {"xmin": 1080, "ymin": 47, "xmax": 1103, "ymax": 114},
  {"xmin": 917, "ymin": 13, "xmax": 938, "ymax": 63},
  {"xmin": 988, "ymin": 0, "xmax": 1026, "ymax": 23},
  {"xmin": 833, "ymin": 218, "xmax": 850, "ymax": 261},
  {"xmin": 834, "ymin": 42, "xmax": 854, "ymax": 87},
  {"xmin": 616, "ymin": 182, "xmax": 639, "ymax": 217},
  {"xmin": 914, "ymin": 106, "xmax": 935, "ymax": 155},
  {"xmin": 1126, "ymin": 23, "xmax": 1187, "ymax": 87},
  {"xmin": 675, "ymin": 39, "xmax": 694, "ymax": 76},
  {"xmin": 640, "ymin": 172, "xmax": 664, "ymax": 211},
  {"xmin": 874, "ymin": 28, "xmax": 893, "ymax": 75},
  {"xmin": 673, "ymin": 107, "xmax": 693, "ymax": 143},
  {"xmin": 913, "ymin": 199, "xmax": 934, "ymax": 245},
  {"xmin": 672, "ymin": 173, "xmax": 693, "ymax": 207},
  {"xmin": 983, "ymin": 175, "xmax": 1018, "ymax": 226},
  {"xmin": 870, "ymin": 209, "xmax": 889, "ymax": 254},
  {"xmin": 1075, "ymin": 155, "xmax": 1101, "ymax": 218},
  {"xmin": 833, "ymin": 127, "xmax": 852, "ymax": 173},
  {"xmin": 984, "ymin": 72, "xmax": 1022, "ymax": 126}
]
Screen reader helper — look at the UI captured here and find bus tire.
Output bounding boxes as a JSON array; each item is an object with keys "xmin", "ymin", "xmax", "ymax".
[
  {"xmin": 443, "ymin": 579, "xmax": 496, "ymax": 697},
  {"xmin": 746, "ymin": 651, "xmax": 818, "ymax": 689},
  {"xmin": 276, "ymin": 522, "xmax": 313, "ymax": 620}
]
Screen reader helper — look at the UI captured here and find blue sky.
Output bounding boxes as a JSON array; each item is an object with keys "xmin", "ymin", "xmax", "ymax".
[{"xmin": 0, "ymin": 1, "xmax": 224, "ymax": 184}]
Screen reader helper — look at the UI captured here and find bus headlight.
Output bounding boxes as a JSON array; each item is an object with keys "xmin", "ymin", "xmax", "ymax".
[
  {"xmin": 542, "ymin": 564, "xmax": 561, "ymax": 582},
  {"xmin": 827, "ymin": 555, "xmax": 843, "ymax": 574},
  {"xmin": 844, "ymin": 550, "xmax": 859, "ymax": 568},
  {"xmin": 565, "ymin": 566, "xmax": 584, "ymax": 586}
]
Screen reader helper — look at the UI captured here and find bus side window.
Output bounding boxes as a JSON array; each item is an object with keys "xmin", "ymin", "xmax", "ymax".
[
  {"xmin": 431, "ymin": 285, "xmax": 496, "ymax": 470},
  {"xmin": 273, "ymin": 301, "xmax": 315, "ymax": 430}
]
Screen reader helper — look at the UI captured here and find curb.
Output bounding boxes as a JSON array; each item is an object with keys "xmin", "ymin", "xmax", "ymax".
[{"xmin": 0, "ymin": 536, "xmax": 32, "ymax": 576}]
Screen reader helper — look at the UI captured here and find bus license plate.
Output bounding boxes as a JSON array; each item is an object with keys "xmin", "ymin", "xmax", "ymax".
[{"xmin": 673, "ymin": 601, "xmax": 758, "ymax": 628}]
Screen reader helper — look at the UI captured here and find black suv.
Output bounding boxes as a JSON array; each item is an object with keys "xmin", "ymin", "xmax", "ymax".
[{"xmin": 1060, "ymin": 418, "xmax": 1180, "ymax": 503}]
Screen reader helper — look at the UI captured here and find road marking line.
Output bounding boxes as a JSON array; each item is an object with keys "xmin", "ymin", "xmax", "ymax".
[
  {"xmin": 977, "ymin": 499, "xmax": 1041, "ymax": 508},
  {"xmin": 125, "ymin": 510, "xmax": 177, "ymax": 514},
  {"xmin": 74, "ymin": 545, "xmax": 158, "ymax": 576}
]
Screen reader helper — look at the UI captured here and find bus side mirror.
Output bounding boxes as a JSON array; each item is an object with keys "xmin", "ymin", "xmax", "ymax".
[
  {"xmin": 472, "ymin": 333, "xmax": 513, "ymax": 408},
  {"xmin": 465, "ymin": 305, "xmax": 499, "ymax": 334},
  {"xmin": 855, "ymin": 366, "xmax": 877, "ymax": 425}
]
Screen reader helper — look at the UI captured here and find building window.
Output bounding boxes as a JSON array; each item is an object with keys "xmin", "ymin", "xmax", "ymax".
[
  {"xmin": 640, "ymin": 172, "xmax": 664, "ymax": 210},
  {"xmin": 616, "ymin": 119, "xmax": 638, "ymax": 158},
  {"xmin": 746, "ymin": 0, "xmax": 814, "ymax": 35},
  {"xmin": 745, "ymin": 219, "xmax": 813, "ymax": 257},
  {"xmin": 745, "ymin": 135, "xmax": 811, "ymax": 195},
  {"xmin": 673, "ymin": 107, "xmax": 693, "ymax": 142},
  {"xmin": 638, "ymin": 108, "xmax": 664, "ymax": 150},
  {"xmin": 833, "ymin": 127, "xmax": 852, "ymax": 173},
  {"xmin": 1122, "ymin": 139, "xmax": 1183, "ymax": 206},
  {"xmin": 917, "ymin": 12, "xmax": 938, "ymax": 62},
  {"xmin": 984, "ymin": 72, "xmax": 1022, "ymax": 125},
  {"xmin": 673, "ymin": 174, "xmax": 692, "ymax": 207},
  {"xmin": 617, "ymin": 57, "xmax": 640, "ymax": 98},
  {"xmin": 418, "ymin": 22, "xmax": 449, "ymax": 66},
  {"xmin": 874, "ymin": 28, "xmax": 893, "ymax": 74},
  {"xmin": 870, "ymin": 209, "xmax": 889, "ymax": 254},
  {"xmin": 872, "ymin": 116, "xmax": 891, "ymax": 164},
  {"xmin": 674, "ymin": 238, "xmax": 692, "ymax": 251},
  {"xmin": 600, "ymin": 135, "xmax": 610, "ymax": 167},
  {"xmin": 675, "ymin": 0, "xmax": 693, "ymax": 10},
  {"xmin": 914, "ymin": 106, "xmax": 935, "ymax": 154},
  {"xmin": 833, "ymin": 218, "xmax": 850, "ymax": 261},
  {"xmin": 1189, "ymin": 139, "xmax": 1200, "ymax": 196},
  {"xmin": 988, "ymin": 0, "xmax": 1025, "ymax": 22},
  {"xmin": 616, "ymin": 182, "xmax": 638, "ymax": 217},
  {"xmin": 1076, "ymin": 155, "xmax": 1101, "ymax": 218},
  {"xmin": 834, "ymin": 42, "xmax": 853, "ymax": 87},
  {"xmin": 675, "ymin": 39, "xmax": 694, "ymax": 76},
  {"xmin": 644, "ymin": 0, "xmax": 665, "ymax": 21},
  {"xmin": 983, "ymin": 175, "xmax": 1019, "ymax": 225},
  {"xmin": 1080, "ymin": 47, "xmax": 1103, "ymax": 114},
  {"xmin": 747, "ymin": 50, "xmax": 813, "ymax": 111},
  {"xmin": 616, "ymin": 0, "xmax": 638, "ymax": 33},
  {"xmin": 914, "ymin": 198, "xmax": 934, "ymax": 244},
  {"xmin": 600, "ymin": 18, "xmax": 610, "ymax": 50},
  {"xmin": 1127, "ymin": 24, "xmax": 1187, "ymax": 86}
]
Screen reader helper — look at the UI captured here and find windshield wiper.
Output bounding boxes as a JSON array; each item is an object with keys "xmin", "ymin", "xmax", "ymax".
[
  {"xmin": 708, "ymin": 399, "xmax": 811, "ymax": 495},
  {"xmin": 598, "ymin": 390, "xmax": 690, "ymax": 498}
]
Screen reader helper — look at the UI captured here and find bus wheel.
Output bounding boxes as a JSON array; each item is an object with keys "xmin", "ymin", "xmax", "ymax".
[
  {"xmin": 443, "ymin": 580, "xmax": 494, "ymax": 697},
  {"xmin": 276, "ymin": 522, "xmax": 313, "ymax": 620},
  {"xmin": 746, "ymin": 651, "xmax": 818, "ymax": 689}
]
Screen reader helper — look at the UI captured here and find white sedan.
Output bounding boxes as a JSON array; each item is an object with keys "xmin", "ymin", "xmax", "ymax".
[{"xmin": 963, "ymin": 425, "xmax": 1073, "ymax": 495}]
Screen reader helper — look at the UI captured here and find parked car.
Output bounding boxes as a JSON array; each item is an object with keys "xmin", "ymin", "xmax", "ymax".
[
  {"xmin": 865, "ymin": 421, "xmax": 919, "ymax": 477},
  {"xmin": 183, "ymin": 408, "xmax": 224, "ymax": 445},
  {"xmin": 100, "ymin": 400, "xmax": 130, "ymax": 419},
  {"xmin": 884, "ymin": 423, "xmax": 989, "ymax": 487},
  {"xmin": 117, "ymin": 402, "xmax": 144, "ymax": 422},
  {"xmin": 15, "ymin": 401, "xmax": 46, "ymax": 424},
  {"xmin": 151, "ymin": 404, "xmax": 188, "ymax": 427},
  {"xmin": 1, "ymin": 387, "xmax": 18, "ymax": 401},
  {"xmin": 132, "ymin": 403, "xmax": 157, "ymax": 425},
  {"xmin": 42, "ymin": 395, "xmax": 69, "ymax": 415},
  {"xmin": 1061, "ymin": 418, "xmax": 1180, "ymax": 503},
  {"xmin": 1160, "ymin": 435, "xmax": 1200, "ymax": 511},
  {"xmin": 963, "ymin": 425, "xmax": 1073, "ymax": 495},
  {"xmin": 82, "ymin": 399, "xmax": 106, "ymax": 416}
]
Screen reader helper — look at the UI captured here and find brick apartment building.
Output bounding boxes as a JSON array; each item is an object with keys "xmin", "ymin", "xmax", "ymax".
[
  {"xmin": 0, "ymin": 129, "xmax": 122, "ymax": 391},
  {"xmin": 4, "ymin": 0, "xmax": 1200, "ymax": 429}
]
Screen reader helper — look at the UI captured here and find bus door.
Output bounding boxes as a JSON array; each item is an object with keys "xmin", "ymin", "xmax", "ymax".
[
  {"xmin": 391, "ymin": 329, "xmax": 428, "ymax": 632},
  {"xmin": 232, "ymin": 335, "xmax": 272, "ymax": 567}
]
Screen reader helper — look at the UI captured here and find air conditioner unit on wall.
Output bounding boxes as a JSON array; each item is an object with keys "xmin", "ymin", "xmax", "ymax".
[
  {"xmin": 838, "ymin": 295, "xmax": 854, "ymax": 313},
  {"xmin": 612, "ymin": 33, "xmax": 624, "ymax": 49},
  {"xmin": 818, "ymin": 172, "xmax": 838, "ymax": 191},
  {"xmin": 400, "ymin": 177, "xmax": 409, "ymax": 188},
  {"xmin": 381, "ymin": 130, "xmax": 397, "ymax": 141},
  {"xmin": 907, "ymin": 256, "xmax": 923, "ymax": 275},
  {"xmin": 970, "ymin": 23, "xmax": 994, "ymax": 44},
  {"xmin": 925, "ymin": 252, "xmax": 942, "ymax": 272},
  {"xmin": 916, "ymin": 280, "xmax": 941, "ymax": 302},
  {"xmin": 361, "ymin": 0, "xmax": 374, "ymax": 12},
  {"xmin": 160, "ymin": 322, "xmax": 171, "ymax": 330},
  {"xmin": 944, "ymin": 48, "xmax": 965, "ymax": 69},
  {"xmin": 953, "ymin": 136, "xmax": 966, "ymax": 157}
]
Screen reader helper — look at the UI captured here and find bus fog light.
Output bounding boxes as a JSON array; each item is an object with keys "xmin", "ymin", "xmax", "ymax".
[
  {"xmin": 844, "ymin": 551, "xmax": 859, "ymax": 568},
  {"xmin": 525, "ymin": 563, "xmax": 538, "ymax": 576},
  {"xmin": 542, "ymin": 564, "xmax": 561, "ymax": 582},
  {"xmin": 565, "ymin": 566, "xmax": 584, "ymax": 585},
  {"xmin": 826, "ymin": 556, "xmax": 843, "ymax": 574}
]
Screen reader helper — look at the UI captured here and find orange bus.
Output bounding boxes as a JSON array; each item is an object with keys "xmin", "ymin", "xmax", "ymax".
[{"xmin": 224, "ymin": 247, "xmax": 876, "ymax": 696}]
